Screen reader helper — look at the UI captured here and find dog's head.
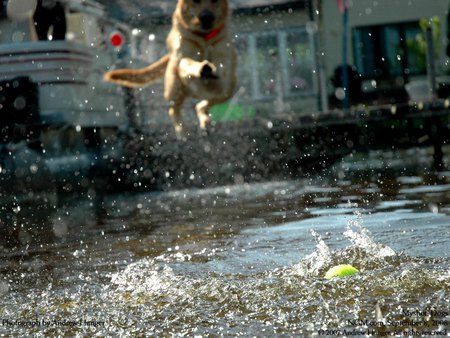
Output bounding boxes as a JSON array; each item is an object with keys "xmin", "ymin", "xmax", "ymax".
[{"xmin": 176, "ymin": 0, "xmax": 229, "ymax": 33}]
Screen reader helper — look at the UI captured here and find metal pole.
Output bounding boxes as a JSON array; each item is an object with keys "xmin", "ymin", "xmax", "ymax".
[
  {"xmin": 312, "ymin": 0, "xmax": 329, "ymax": 112},
  {"xmin": 425, "ymin": 26, "xmax": 437, "ymax": 100},
  {"xmin": 342, "ymin": 6, "xmax": 349, "ymax": 110}
]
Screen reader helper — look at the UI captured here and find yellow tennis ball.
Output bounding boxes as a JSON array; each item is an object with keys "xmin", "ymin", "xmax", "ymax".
[{"xmin": 324, "ymin": 264, "xmax": 359, "ymax": 279}]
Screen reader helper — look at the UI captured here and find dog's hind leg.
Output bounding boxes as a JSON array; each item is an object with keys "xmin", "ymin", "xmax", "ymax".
[
  {"xmin": 168, "ymin": 102, "xmax": 185, "ymax": 137},
  {"xmin": 195, "ymin": 76, "xmax": 237, "ymax": 132},
  {"xmin": 164, "ymin": 62, "xmax": 187, "ymax": 138},
  {"xmin": 195, "ymin": 100, "xmax": 212, "ymax": 130}
]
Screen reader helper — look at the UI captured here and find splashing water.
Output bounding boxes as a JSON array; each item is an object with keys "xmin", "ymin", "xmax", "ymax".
[
  {"xmin": 1, "ymin": 179, "xmax": 449, "ymax": 336},
  {"xmin": 109, "ymin": 259, "xmax": 182, "ymax": 296},
  {"xmin": 291, "ymin": 230, "xmax": 332, "ymax": 277},
  {"xmin": 292, "ymin": 211, "xmax": 397, "ymax": 278},
  {"xmin": 97, "ymin": 210, "xmax": 448, "ymax": 336},
  {"xmin": 344, "ymin": 210, "xmax": 396, "ymax": 258}
]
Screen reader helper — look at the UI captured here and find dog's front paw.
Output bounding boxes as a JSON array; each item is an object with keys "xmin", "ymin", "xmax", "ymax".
[{"xmin": 200, "ymin": 61, "xmax": 219, "ymax": 80}]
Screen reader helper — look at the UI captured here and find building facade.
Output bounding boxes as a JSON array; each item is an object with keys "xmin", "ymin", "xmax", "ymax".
[{"xmin": 320, "ymin": 0, "xmax": 450, "ymax": 106}]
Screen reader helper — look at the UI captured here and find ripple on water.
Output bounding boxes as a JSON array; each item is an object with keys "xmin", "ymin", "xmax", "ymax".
[
  {"xmin": 92, "ymin": 215, "xmax": 449, "ymax": 336},
  {"xmin": 1, "ymin": 179, "xmax": 449, "ymax": 336}
]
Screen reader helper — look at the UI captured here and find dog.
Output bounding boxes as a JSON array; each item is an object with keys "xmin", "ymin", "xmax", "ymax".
[{"xmin": 104, "ymin": 0, "xmax": 237, "ymax": 137}]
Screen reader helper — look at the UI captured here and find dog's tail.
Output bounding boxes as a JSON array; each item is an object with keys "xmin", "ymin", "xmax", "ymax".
[{"xmin": 104, "ymin": 54, "xmax": 170, "ymax": 88}]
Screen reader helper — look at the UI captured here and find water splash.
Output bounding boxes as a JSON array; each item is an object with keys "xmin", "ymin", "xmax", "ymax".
[
  {"xmin": 291, "ymin": 230, "xmax": 332, "ymax": 277},
  {"xmin": 344, "ymin": 211, "xmax": 396, "ymax": 258},
  {"xmin": 292, "ymin": 211, "xmax": 397, "ymax": 278},
  {"xmin": 109, "ymin": 258, "xmax": 183, "ymax": 297},
  {"xmin": 1, "ymin": 184, "xmax": 449, "ymax": 337}
]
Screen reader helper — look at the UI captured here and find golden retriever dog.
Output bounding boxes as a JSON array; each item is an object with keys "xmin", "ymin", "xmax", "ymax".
[{"xmin": 104, "ymin": 0, "xmax": 237, "ymax": 137}]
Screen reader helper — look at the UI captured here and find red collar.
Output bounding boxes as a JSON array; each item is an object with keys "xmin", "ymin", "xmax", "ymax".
[{"xmin": 201, "ymin": 25, "xmax": 225, "ymax": 41}]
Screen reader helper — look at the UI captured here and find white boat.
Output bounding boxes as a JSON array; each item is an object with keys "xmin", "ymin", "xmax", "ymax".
[{"xmin": 0, "ymin": 41, "xmax": 129, "ymax": 127}]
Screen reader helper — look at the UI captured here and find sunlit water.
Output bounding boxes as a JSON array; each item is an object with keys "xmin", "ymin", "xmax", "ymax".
[{"xmin": 1, "ymin": 152, "xmax": 449, "ymax": 337}]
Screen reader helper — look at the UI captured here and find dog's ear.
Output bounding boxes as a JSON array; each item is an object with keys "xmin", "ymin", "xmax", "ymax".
[
  {"xmin": 175, "ymin": 0, "xmax": 193, "ymax": 30},
  {"xmin": 216, "ymin": 0, "xmax": 230, "ymax": 28},
  {"xmin": 222, "ymin": 0, "xmax": 229, "ymax": 14}
]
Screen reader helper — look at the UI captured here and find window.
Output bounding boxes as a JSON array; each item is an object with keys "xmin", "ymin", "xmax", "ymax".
[
  {"xmin": 235, "ymin": 27, "xmax": 316, "ymax": 101},
  {"xmin": 353, "ymin": 21, "xmax": 426, "ymax": 80}
]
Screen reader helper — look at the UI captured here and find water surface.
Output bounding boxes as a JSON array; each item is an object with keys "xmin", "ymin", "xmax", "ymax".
[{"xmin": 1, "ymin": 153, "xmax": 449, "ymax": 337}]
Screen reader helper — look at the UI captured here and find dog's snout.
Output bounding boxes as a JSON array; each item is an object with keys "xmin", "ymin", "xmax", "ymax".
[{"xmin": 199, "ymin": 10, "xmax": 215, "ymax": 30}]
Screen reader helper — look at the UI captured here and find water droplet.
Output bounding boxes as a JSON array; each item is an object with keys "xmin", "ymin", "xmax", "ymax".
[
  {"xmin": 53, "ymin": 222, "xmax": 69, "ymax": 238},
  {"xmin": 29, "ymin": 164, "xmax": 38, "ymax": 174},
  {"xmin": 73, "ymin": 249, "xmax": 85, "ymax": 257},
  {"xmin": 12, "ymin": 31, "xmax": 25, "ymax": 43},
  {"xmin": 0, "ymin": 281, "xmax": 10, "ymax": 297},
  {"xmin": 13, "ymin": 96, "xmax": 26, "ymax": 110}
]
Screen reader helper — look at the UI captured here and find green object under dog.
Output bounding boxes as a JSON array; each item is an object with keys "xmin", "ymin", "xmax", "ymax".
[{"xmin": 324, "ymin": 264, "xmax": 359, "ymax": 279}]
